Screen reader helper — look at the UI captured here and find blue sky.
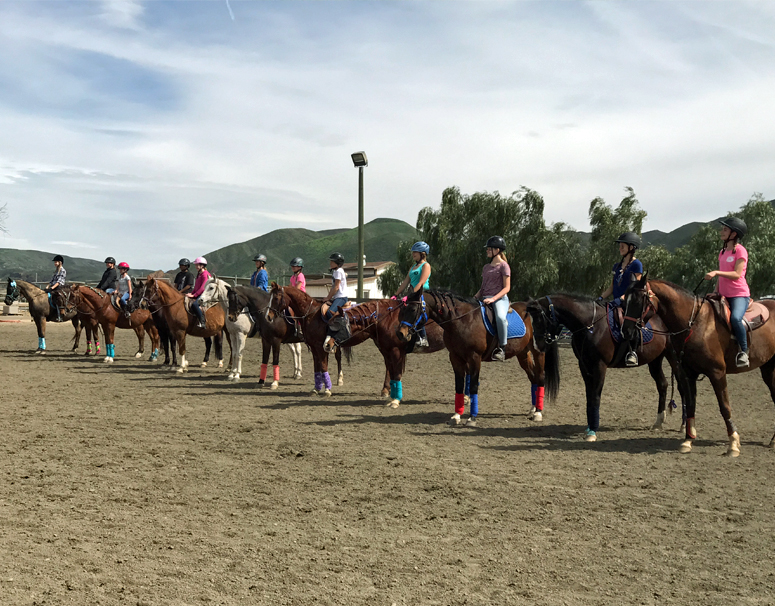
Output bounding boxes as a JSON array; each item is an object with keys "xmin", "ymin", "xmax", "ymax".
[{"xmin": 1, "ymin": 0, "xmax": 774, "ymax": 269}]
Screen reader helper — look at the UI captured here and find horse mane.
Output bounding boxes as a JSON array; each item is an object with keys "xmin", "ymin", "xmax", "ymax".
[{"xmin": 646, "ymin": 279, "xmax": 695, "ymax": 299}]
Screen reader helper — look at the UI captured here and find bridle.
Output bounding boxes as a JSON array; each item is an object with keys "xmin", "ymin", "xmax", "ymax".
[
  {"xmin": 529, "ymin": 296, "xmax": 562, "ymax": 345},
  {"xmin": 5, "ymin": 280, "xmax": 19, "ymax": 305},
  {"xmin": 399, "ymin": 294, "xmax": 427, "ymax": 337}
]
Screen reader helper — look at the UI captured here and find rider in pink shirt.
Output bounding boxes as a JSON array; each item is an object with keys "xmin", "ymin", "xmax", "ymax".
[
  {"xmin": 289, "ymin": 257, "xmax": 306, "ymax": 292},
  {"xmin": 187, "ymin": 256, "xmax": 212, "ymax": 329}
]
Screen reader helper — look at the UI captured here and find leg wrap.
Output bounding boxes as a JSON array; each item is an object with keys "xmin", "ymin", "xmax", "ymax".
[
  {"xmin": 323, "ymin": 372, "xmax": 332, "ymax": 390},
  {"xmin": 39, "ymin": 337, "xmax": 46, "ymax": 350},
  {"xmin": 469, "ymin": 394, "xmax": 479, "ymax": 417},
  {"xmin": 259, "ymin": 364, "xmax": 268, "ymax": 381},
  {"xmin": 535, "ymin": 386, "xmax": 544, "ymax": 411},
  {"xmin": 394, "ymin": 380, "xmax": 402, "ymax": 401},
  {"xmin": 389, "ymin": 380, "xmax": 397, "ymax": 400},
  {"xmin": 273, "ymin": 365, "xmax": 280, "ymax": 381},
  {"xmin": 464, "ymin": 374, "xmax": 471, "ymax": 396},
  {"xmin": 531, "ymin": 384, "xmax": 537, "ymax": 407},
  {"xmin": 455, "ymin": 393, "xmax": 465, "ymax": 415},
  {"xmin": 314, "ymin": 372, "xmax": 324, "ymax": 391}
]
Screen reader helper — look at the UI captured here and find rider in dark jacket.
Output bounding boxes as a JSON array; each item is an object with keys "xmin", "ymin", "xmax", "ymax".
[
  {"xmin": 96, "ymin": 257, "xmax": 119, "ymax": 292},
  {"xmin": 174, "ymin": 258, "xmax": 195, "ymax": 293}
]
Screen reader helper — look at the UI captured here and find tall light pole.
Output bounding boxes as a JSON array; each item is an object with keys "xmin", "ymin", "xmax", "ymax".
[{"xmin": 351, "ymin": 151, "xmax": 368, "ymax": 300}]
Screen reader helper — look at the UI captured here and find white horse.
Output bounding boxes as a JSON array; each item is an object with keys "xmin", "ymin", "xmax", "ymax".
[{"xmin": 199, "ymin": 278, "xmax": 302, "ymax": 385}]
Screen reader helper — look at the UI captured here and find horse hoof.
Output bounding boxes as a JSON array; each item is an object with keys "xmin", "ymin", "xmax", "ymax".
[
  {"xmin": 465, "ymin": 417, "xmax": 477, "ymax": 427},
  {"xmin": 464, "ymin": 395, "xmax": 470, "ymax": 406},
  {"xmin": 389, "ymin": 399, "xmax": 400, "ymax": 409},
  {"xmin": 584, "ymin": 429, "xmax": 596, "ymax": 442},
  {"xmin": 726, "ymin": 432, "xmax": 741, "ymax": 457},
  {"xmin": 323, "ymin": 389, "xmax": 332, "ymax": 397},
  {"xmin": 529, "ymin": 411, "xmax": 543, "ymax": 422},
  {"xmin": 679, "ymin": 440, "xmax": 693, "ymax": 454},
  {"xmin": 176, "ymin": 367, "xmax": 185, "ymax": 374},
  {"xmin": 310, "ymin": 389, "xmax": 319, "ymax": 397},
  {"xmin": 448, "ymin": 413, "xmax": 462, "ymax": 426},
  {"xmin": 679, "ymin": 423, "xmax": 686, "ymax": 434},
  {"xmin": 135, "ymin": 352, "xmax": 142, "ymax": 359},
  {"xmin": 232, "ymin": 375, "xmax": 240, "ymax": 382},
  {"xmin": 528, "ymin": 405, "xmax": 536, "ymax": 415},
  {"xmin": 103, "ymin": 356, "xmax": 111, "ymax": 363},
  {"xmin": 217, "ymin": 361, "xmax": 224, "ymax": 368},
  {"xmin": 270, "ymin": 381, "xmax": 279, "ymax": 390},
  {"xmin": 200, "ymin": 362, "xmax": 207, "ymax": 368}
]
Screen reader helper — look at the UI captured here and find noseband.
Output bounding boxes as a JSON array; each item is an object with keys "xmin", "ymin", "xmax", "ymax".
[
  {"xmin": 399, "ymin": 295, "xmax": 427, "ymax": 334},
  {"xmin": 532, "ymin": 296, "xmax": 562, "ymax": 344}
]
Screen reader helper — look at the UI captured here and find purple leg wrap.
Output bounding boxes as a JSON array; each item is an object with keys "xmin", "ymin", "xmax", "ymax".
[
  {"xmin": 314, "ymin": 372, "xmax": 324, "ymax": 391},
  {"xmin": 323, "ymin": 372, "xmax": 332, "ymax": 390}
]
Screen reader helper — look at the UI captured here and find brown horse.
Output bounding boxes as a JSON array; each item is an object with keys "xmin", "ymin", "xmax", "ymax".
[
  {"xmin": 267, "ymin": 283, "xmax": 446, "ymax": 405},
  {"xmin": 138, "ymin": 277, "xmax": 229, "ymax": 373},
  {"xmin": 70, "ymin": 285, "xmax": 160, "ymax": 363},
  {"xmin": 396, "ymin": 289, "xmax": 550, "ymax": 426},
  {"xmin": 526, "ymin": 294, "xmax": 687, "ymax": 442},
  {"xmin": 623, "ymin": 276, "xmax": 775, "ymax": 456},
  {"xmin": 4, "ymin": 278, "xmax": 80, "ymax": 353}
]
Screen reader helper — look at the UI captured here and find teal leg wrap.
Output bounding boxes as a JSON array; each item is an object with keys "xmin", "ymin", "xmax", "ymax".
[
  {"xmin": 395, "ymin": 380, "xmax": 403, "ymax": 401},
  {"xmin": 389, "ymin": 380, "xmax": 397, "ymax": 399},
  {"xmin": 39, "ymin": 337, "xmax": 46, "ymax": 350}
]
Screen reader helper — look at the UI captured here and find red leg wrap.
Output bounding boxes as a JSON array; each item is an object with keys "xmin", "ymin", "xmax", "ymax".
[
  {"xmin": 259, "ymin": 364, "xmax": 268, "ymax": 381},
  {"xmin": 536, "ymin": 386, "xmax": 545, "ymax": 411},
  {"xmin": 455, "ymin": 393, "xmax": 465, "ymax": 415}
]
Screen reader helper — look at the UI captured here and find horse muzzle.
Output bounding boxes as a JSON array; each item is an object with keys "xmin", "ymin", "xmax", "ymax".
[{"xmin": 396, "ymin": 325, "xmax": 412, "ymax": 343}]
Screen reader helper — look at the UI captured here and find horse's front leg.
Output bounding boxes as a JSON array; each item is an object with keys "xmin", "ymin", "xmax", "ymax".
[
  {"xmin": 381, "ymin": 367, "xmax": 390, "ymax": 399},
  {"xmin": 286, "ymin": 342, "xmax": 302, "ymax": 379},
  {"xmin": 464, "ymin": 361, "xmax": 481, "ymax": 427},
  {"xmin": 448, "ymin": 352, "xmax": 469, "ymax": 426},
  {"xmin": 383, "ymin": 348, "xmax": 405, "ymax": 409},
  {"xmin": 335, "ymin": 347, "xmax": 343, "ymax": 386},
  {"xmin": 259, "ymin": 336, "xmax": 271, "ymax": 387},
  {"xmin": 708, "ymin": 370, "xmax": 740, "ymax": 457},
  {"xmin": 146, "ymin": 321, "xmax": 160, "ymax": 361},
  {"xmin": 214, "ymin": 331, "xmax": 224, "ymax": 368},
  {"xmin": 517, "ymin": 350, "xmax": 544, "ymax": 422},
  {"xmin": 103, "ymin": 323, "xmax": 116, "ymax": 363},
  {"xmin": 311, "ymin": 349, "xmax": 332, "ymax": 397},
  {"xmin": 270, "ymin": 339, "xmax": 281, "ymax": 390},
  {"xmin": 678, "ymin": 367, "xmax": 699, "ymax": 453},
  {"xmin": 648, "ymin": 354, "xmax": 669, "ymax": 429},
  {"xmin": 176, "ymin": 332, "xmax": 189, "ymax": 373},
  {"xmin": 34, "ymin": 316, "xmax": 46, "ymax": 353},
  {"xmin": 134, "ymin": 324, "xmax": 145, "ymax": 358},
  {"xmin": 580, "ymin": 357, "xmax": 606, "ymax": 441},
  {"xmin": 201, "ymin": 336, "xmax": 212, "ymax": 368}
]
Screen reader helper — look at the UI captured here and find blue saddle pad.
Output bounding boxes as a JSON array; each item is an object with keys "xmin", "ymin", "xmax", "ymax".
[
  {"xmin": 481, "ymin": 304, "xmax": 526, "ymax": 339},
  {"xmin": 607, "ymin": 302, "xmax": 654, "ymax": 344}
]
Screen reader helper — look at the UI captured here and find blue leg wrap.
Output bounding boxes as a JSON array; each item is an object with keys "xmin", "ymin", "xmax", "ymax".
[
  {"xmin": 531, "ymin": 384, "xmax": 537, "ymax": 406},
  {"xmin": 464, "ymin": 375, "xmax": 471, "ymax": 396},
  {"xmin": 39, "ymin": 337, "xmax": 46, "ymax": 350},
  {"xmin": 469, "ymin": 394, "xmax": 479, "ymax": 417},
  {"xmin": 395, "ymin": 380, "xmax": 402, "ymax": 401},
  {"xmin": 389, "ymin": 380, "xmax": 396, "ymax": 399}
]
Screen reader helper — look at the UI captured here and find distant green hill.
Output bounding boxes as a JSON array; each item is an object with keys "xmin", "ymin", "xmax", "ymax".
[
  {"xmin": 203, "ymin": 218, "xmax": 418, "ymax": 277},
  {"xmin": 0, "ymin": 249, "xmax": 154, "ymax": 284}
]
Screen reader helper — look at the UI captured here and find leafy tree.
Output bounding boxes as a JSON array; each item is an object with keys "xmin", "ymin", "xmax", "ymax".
[
  {"xmin": 737, "ymin": 192, "xmax": 775, "ymax": 296},
  {"xmin": 637, "ymin": 244, "xmax": 672, "ymax": 282}
]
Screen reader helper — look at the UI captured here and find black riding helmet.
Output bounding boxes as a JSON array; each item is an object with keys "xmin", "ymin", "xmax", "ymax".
[
  {"xmin": 104, "ymin": 256, "xmax": 116, "ymax": 264},
  {"xmin": 614, "ymin": 232, "xmax": 641, "ymax": 249},
  {"xmin": 329, "ymin": 252, "xmax": 344, "ymax": 266},
  {"xmin": 485, "ymin": 236, "xmax": 506, "ymax": 251},
  {"xmin": 253, "ymin": 254, "xmax": 267, "ymax": 263},
  {"xmin": 52, "ymin": 255, "xmax": 64, "ymax": 263},
  {"xmin": 720, "ymin": 217, "xmax": 747, "ymax": 239},
  {"xmin": 290, "ymin": 257, "xmax": 304, "ymax": 268},
  {"xmin": 178, "ymin": 258, "xmax": 191, "ymax": 267}
]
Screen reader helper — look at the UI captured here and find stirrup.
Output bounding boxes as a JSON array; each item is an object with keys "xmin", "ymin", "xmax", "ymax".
[{"xmin": 491, "ymin": 347, "xmax": 505, "ymax": 362}]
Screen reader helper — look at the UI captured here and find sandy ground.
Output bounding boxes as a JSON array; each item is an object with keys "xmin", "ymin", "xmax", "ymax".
[{"xmin": 1, "ymin": 317, "xmax": 775, "ymax": 605}]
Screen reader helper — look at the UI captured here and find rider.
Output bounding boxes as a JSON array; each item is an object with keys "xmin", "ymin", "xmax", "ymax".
[
  {"xmin": 599, "ymin": 232, "xmax": 643, "ymax": 367},
  {"xmin": 116, "ymin": 262, "xmax": 132, "ymax": 317},
  {"xmin": 45, "ymin": 255, "xmax": 67, "ymax": 321},
  {"xmin": 705, "ymin": 217, "xmax": 750, "ymax": 368},
  {"xmin": 174, "ymin": 258, "xmax": 195, "ymax": 293},
  {"xmin": 393, "ymin": 241, "xmax": 432, "ymax": 348},
  {"xmin": 290, "ymin": 257, "xmax": 306, "ymax": 292},
  {"xmin": 321, "ymin": 252, "xmax": 348, "ymax": 322},
  {"xmin": 475, "ymin": 236, "xmax": 511, "ymax": 362},
  {"xmin": 187, "ymin": 257, "xmax": 212, "ymax": 329},
  {"xmin": 251, "ymin": 254, "xmax": 269, "ymax": 291},
  {"xmin": 96, "ymin": 257, "xmax": 118, "ymax": 293}
]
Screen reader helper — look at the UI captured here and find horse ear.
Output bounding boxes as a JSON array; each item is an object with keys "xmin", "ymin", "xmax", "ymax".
[{"xmin": 270, "ymin": 281, "xmax": 278, "ymax": 289}]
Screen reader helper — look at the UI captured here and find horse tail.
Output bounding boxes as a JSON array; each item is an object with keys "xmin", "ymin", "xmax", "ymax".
[
  {"xmin": 544, "ymin": 341, "xmax": 560, "ymax": 402},
  {"xmin": 342, "ymin": 346, "xmax": 354, "ymax": 365}
]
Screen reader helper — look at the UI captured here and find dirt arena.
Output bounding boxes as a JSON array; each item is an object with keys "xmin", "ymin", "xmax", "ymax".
[{"xmin": 1, "ymin": 317, "xmax": 774, "ymax": 606}]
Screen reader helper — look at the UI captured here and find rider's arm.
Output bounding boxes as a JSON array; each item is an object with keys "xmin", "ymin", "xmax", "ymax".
[
  {"xmin": 395, "ymin": 274, "xmax": 410, "ymax": 296},
  {"xmin": 600, "ymin": 284, "xmax": 613, "ymax": 299},
  {"xmin": 484, "ymin": 274, "xmax": 511, "ymax": 304},
  {"xmin": 706, "ymin": 258, "xmax": 746, "ymax": 281},
  {"xmin": 326, "ymin": 280, "xmax": 340, "ymax": 302}
]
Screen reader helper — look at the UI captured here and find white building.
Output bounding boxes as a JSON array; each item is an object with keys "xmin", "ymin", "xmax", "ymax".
[{"xmin": 305, "ymin": 261, "xmax": 395, "ymax": 300}]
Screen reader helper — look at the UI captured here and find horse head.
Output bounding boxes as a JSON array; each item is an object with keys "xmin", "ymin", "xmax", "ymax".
[
  {"xmin": 621, "ymin": 272, "xmax": 654, "ymax": 341},
  {"xmin": 128, "ymin": 278, "xmax": 157, "ymax": 313},
  {"xmin": 199, "ymin": 277, "xmax": 223, "ymax": 308},
  {"xmin": 525, "ymin": 297, "xmax": 562, "ymax": 352},
  {"xmin": 4, "ymin": 277, "xmax": 19, "ymax": 306},
  {"xmin": 395, "ymin": 289, "xmax": 424, "ymax": 343},
  {"xmin": 227, "ymin": 285, "xmax": 242, "ymax": 323},
  {"xmin": 266, "ymin": 282, "xmax": 284, "ymax": 322}
]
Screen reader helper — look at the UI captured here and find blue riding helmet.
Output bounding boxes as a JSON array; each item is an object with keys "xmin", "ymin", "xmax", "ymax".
[{"xmin": 411, "ymin": 241, "xmax": 430, "ymax": 254}]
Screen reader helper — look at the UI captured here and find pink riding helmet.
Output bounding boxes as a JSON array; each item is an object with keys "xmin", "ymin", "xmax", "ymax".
[
  {"xmin": 194, "ymin": 257, "xmax": 207, "ymax": 265},
  {"xmin": 118, "ymin": 262, "xmax": 130, "ymax": 269}
]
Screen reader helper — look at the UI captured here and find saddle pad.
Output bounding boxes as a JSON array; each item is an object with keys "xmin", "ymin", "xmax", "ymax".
[
  {"xmin": 607, "ymin": 302, "xmax": 654, "ymax": 345},
  {"xmin": 480, "ymin": 304, "xmax": 526, "ymax": 339},
  {"xmin": 725, "ymin": 298, "xmax": 770, "ymax": 330}
]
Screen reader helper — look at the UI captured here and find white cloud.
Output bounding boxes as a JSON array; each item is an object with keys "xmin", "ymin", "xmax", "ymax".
[{"xmin": 99, "ymin": 0, "xmax": 145, "ymax": 30}]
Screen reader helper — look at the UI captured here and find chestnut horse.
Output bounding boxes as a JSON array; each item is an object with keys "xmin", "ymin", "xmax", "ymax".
[
  {"xmin": 623, "ymin": 276, "xmax": 775, "ymax": 456},
  {"xmin": 4, "ymin": 278, "xmax": 80, "ymax": 353},
  {"xmin": 267, "ymin": 284, "xmax": 446, "ymax": 406},
  {"xmin": 70, "ymin": 284, "xmax": 160, "ymax": 363},
  {"xmin": 526, "ymin": 294, "xmax": 687, "ymax": 442},
  {"xmin": 136, "ymin": 277, "xmax": 228, "ymax": 373},
  {"xmin": 397, "ymin": 289, "xmax": 550, "ymax": 427}
]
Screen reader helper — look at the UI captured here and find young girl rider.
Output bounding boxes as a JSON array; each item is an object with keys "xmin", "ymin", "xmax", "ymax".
[
  {"xmin": 705, "ymin": 217, "xmax": 750, "ymax": 368},
  {"xmin": 599, "ymin": 232, "xmax": 643, "ymax": 367},
  {"xmin": 116, "ymin": 262, "xmax": 132, "ymax": 317},
  {"xmin": 321, "ymin": 252, "xmax": 348, "ymax": 322},
  {"xmin": 474, "ymin": 236, "xmax": 511, "ymax": 361},
  {"xmin": 187, "ymin": 257, "xmax": 212, "ymax": 329},
  {"xmin": 393, "ymin": 241, "xmax": 432, "ymax": 347},
  {"xmin": 251, "ymin": 254, "xmax": 269, "ymax": 291},
  {"xmin": 290, "ymin": 257, "xmax": 306, "ymax": 292},
  {"xmin": 45, "ymin": 254, "xmax": 67, "ymax": 322}
]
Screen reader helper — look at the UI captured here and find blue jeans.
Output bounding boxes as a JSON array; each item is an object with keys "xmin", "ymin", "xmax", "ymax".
[
  {"xmin": 493, "ymin": 295, "xmax": 510, "ymax": 347},
  {"xmin": 728, "ymin": 296, "xmax": 749, "ymax": 352},
  {"xmin": 325, "ymin": 297, "xmax": 347, "ymax": 320},
  {"xmin": 190, "ymin": 298, "xmax": 205, "ymax": 323}
]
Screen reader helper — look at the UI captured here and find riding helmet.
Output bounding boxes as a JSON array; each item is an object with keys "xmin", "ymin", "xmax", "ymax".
[
  {"xmin": 178, "ymin": 258, "xmax": 191, "ymax": 267},
  {"xmin": 720, "ymin": 217, "xmax": 747, "ymax": 239},
  {"xmin": 194, "ymin": 256, "xmax": 208, "ymax": 266},
  {"xmin": 329, "ymin": 252, "xmax": 345, "ymax": 266},
  {"xmin": 290, "ymin": 257, "xmax": 304, "ymax": 268},
  {"xmin": 411, "ymin": 241, "xmax": 430, "ymax": 254},
  {"xmin": 118, "ymin": 262, "xmax": 130, "ymax": 270},
  {"xmin": 253, "ymin": 254, "xmax": 267, "ymax": 263},
  {"xmin": 484, "ymin": 236, "xmax": 506, "ymax": 251},
  {"xmin": 614, "ymin": 232, "xmax": 641, "ymax": 249},
  {"xmin": 104, "ymin": 256, "xmax": 116, "ymax": 264},
  {"xmin": 52, "ymin": 255, "xmax": 64, "ymax": 263}
]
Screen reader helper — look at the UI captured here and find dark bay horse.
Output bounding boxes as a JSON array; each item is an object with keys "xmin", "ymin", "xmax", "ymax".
[
  {"xmin": 69, "ymin": 285, "xmax": 159, "ymax": 363},
  {"xmin": 397, "ymin": 289, "xmax": 551, "ymax": 426},
  {"xmin": 132, "ymin": 278, "xmax": 229, "ymax": 373},
  {"xmin": 623, "ymin": 276, "xmax": 775, "ymax": 456},
  {"xmin": 5, "ymin": 278, "xmax": 80, "ymax": 353},
  {"xmin": 526, "ymin": 294, "xmax": 687, "ymax": 442},
  {"xmin": 268, "ymin": 284, "xmax": 445, "ymax": 406}
]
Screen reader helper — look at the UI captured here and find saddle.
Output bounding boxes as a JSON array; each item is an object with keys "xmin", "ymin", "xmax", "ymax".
[
  {"xmin": 706, "ymin": 294, "xmax": 770, "ymax": 332},
  {"xmin": 110, "ymin": 293, "xmax": 123, "ymax": 312},
  {"xmin": 480, "ymin": 303, "xmax": 526, "ymax": 340}
]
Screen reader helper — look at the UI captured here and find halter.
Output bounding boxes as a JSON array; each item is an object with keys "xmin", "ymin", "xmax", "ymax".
[
  {"xmin": 534, "ymin": 296, "xmax": 563, "ymax": 344},
  {"xmin": 399, "ymin": 294, "xmax": 427, "ymax": 335},
  {"xmin": 5, "ymin": 280, "xmax": 19, "ymax": 305}
]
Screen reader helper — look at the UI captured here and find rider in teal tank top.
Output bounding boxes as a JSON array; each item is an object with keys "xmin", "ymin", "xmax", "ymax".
[{"xmin": 394, "ymin": 242, "xmax": 432, "ymax": 347}]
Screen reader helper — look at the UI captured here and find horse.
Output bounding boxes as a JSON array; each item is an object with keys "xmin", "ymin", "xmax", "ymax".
[
  {"xmin": 197, "ymin": 278, "xmax": 304, "ymax": 385},
  {"xmin": 623, "ymin": 276, "xmax": 775, "ymax": 456},
  {"xmin": 132, "ymin": 277, "xmax": 229, "ymax": 373},
  {"xmin": 69, "ymin": 284, "xmax": 160, "ymax": 363},
  {"xmin": 396, "ymin": 289, "xmax": 551, "ymax": 425},
  {"xmin": 526, "ymin": 294, "xmax": 688, "ymax": 442},
  {"xmin": 4, "ymin": 278, "xmax": 80, "ymax": 353}
]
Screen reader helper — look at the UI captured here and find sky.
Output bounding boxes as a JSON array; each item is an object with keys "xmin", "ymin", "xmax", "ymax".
[{"xmin": 1, "ymin": 0, "xmax": 774, "ymax": 269}]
